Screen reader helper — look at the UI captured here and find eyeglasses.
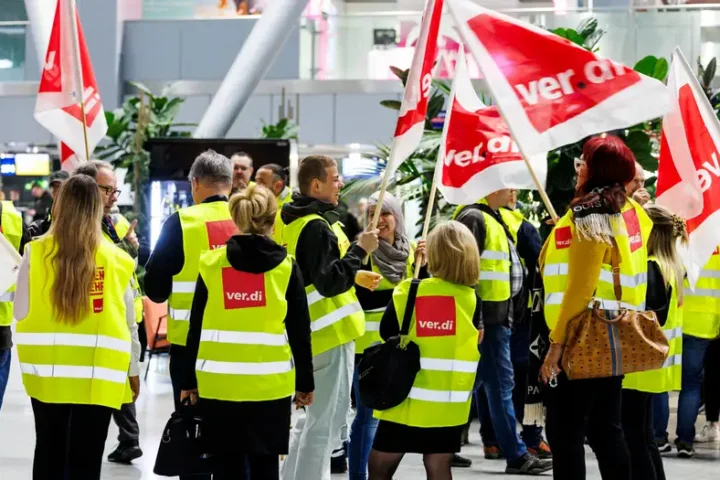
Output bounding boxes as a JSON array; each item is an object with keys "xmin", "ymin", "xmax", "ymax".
[{"xmin": 98, "ymin": 185, "xmax": 121, "ymax": 197}]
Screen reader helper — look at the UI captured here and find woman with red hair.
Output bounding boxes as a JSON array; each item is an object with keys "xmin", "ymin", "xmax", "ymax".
[{"xmin": 538, "ymin": 135, "xmax": 652, "ymax": 480}]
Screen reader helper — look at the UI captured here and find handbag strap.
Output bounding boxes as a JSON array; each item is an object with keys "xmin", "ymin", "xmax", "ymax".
[
  {"xmin": 609, "ymin": 238, "xmax": 623, "ymax": 302},
  {"xmin": 400, "ymin": 279, "xmax": 422, "ymax": 336}
]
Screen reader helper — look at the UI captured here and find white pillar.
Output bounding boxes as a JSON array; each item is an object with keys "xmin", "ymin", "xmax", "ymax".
[{"xmin": 194, "ymin": 0, "xmax": 308, "ymax": 138}]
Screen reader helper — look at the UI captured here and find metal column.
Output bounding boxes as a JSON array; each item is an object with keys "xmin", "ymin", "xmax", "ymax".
[{"xmin": 194, "ymin": 0, "xmax": 308, "ymax": 138}]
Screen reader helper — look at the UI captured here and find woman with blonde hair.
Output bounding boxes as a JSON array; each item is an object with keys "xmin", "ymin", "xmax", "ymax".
[
  {"xmin": 368, "ymin": 221, "xmax": 483, "ymax": 480},
  {"xmin": 621, "ymin": 204, "xmax": 687, "ymax": 480},
  {"xmin": 180, "ymin": 183, "xmax": 314, "ymax": 479},
  {"xmin": 14, "ymin": 174, "xmax": 141, "ymax": 480}
]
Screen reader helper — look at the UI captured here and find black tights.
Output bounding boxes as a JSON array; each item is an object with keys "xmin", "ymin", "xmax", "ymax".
[
  {"xmin": 368, "ymin": 450, "xmax": 453, "ymax": 480},
  {"xmin": 213, "ymin": 454, "xmax": 278, "ymax": 480},
  {"xmin": 705, "ymin": 338, "xmax": 720, "ymax": 423}
]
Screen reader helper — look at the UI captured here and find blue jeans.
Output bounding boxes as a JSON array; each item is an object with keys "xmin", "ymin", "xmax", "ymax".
[
  {"xmin": 348, "ymin": 361, "xmax": 378, "ymax": 480},
  {"xmin": 475, "ymin": 324, "xmax": 528, "ymax": 462},
  {"xmin": 0, "ymin": 348, "xmax": 10, "ymax": 411},
  {"xmin": 677, "ymin": 335, "xmax": 710, "ymax": 444},
  {"xmin": 652, "ymin": 393, "xmax": 670, "ymax": 441}
]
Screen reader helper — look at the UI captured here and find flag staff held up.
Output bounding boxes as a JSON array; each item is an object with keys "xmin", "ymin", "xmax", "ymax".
[{"xmin": 66, "ymin": 0, "xmax": 90, "ymax": 160}]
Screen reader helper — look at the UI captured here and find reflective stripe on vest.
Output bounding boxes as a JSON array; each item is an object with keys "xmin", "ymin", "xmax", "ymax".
[
  {"xmin": 0, "ymin": 201, "xmax": 23, "ymax": 327},
  {"xmin": 682, "ymin": 250, "xmax": 720, "ymax": 339},
  {"xmin": 195, "ymin": 248, "xmax": 295, "ymax": 402},
  {"xmin": 623, "ymin": 257, "xmax": 683, "ymax": 394},
  {"xmin": 542, "ymin": 199, "xmax": 652, "ymax": 332},
  {"xmin": 283, "ymin": 214, "xmax": 365, "ymax": 356},
  {"xmin": 374, "ymin": 278, "xmax": 479, "ymax": 428},
  {"xmin": 16, "ymin": 236, "xmax": 135, "ymax": 409},
  {"xmin": 168, "ymin": 202, "xmax": 235, "ymax": 346}
]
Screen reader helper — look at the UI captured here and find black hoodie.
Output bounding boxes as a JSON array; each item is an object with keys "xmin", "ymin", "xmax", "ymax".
[
  {"xmin": 183, "ymin": 234, "xmax": 314, "ymax": 395},
  {"xmin": 281, "ymin": 194, "xmax": 367, "ymax": 298}
]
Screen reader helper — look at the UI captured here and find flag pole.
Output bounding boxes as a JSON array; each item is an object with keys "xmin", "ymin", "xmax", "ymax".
[
  {"xmin": 67, "ymin": 0, "xmax": 90, "ymax": 160},
  {"xmin": 414, "ymin": 179, "xmax": 438, "ymax": 278}
]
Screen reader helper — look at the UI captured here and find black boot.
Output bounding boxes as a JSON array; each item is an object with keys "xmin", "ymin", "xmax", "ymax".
[{"xmin": 108, "ymin": 442, "xmax": 143, "ymax": 464}]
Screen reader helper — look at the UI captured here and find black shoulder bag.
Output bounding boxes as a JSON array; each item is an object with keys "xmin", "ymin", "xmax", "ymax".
[{"xmin": 358, "ymin": 279, "xmax": 422, "ymax": 411}]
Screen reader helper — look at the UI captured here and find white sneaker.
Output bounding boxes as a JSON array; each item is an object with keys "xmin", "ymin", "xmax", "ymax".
[{"xmin": 694, "ymin": 422, "xmax": 720, "ymax": 443}]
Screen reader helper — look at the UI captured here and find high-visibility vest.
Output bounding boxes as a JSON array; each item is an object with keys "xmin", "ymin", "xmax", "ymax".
[
  {"xmin": 542, "ymin": 199, "xmax": 652, "ymax": 331},
  {"xmin": 169, "ymin": 202, "xmax": 236, "ymax": 346},
  {"xmin": 499, "ymin": 207, "xmax": 524, "ymax": 245},
  {"xmin": 623, "ymin": 257, "xmax": 683, "ymax": 393},
  {"xmin": 195, "ymin": 247, "xmax": 295, "ymax": 402},
  {"xmin": 111, "ymin": 213, "xmax": 132, "ymax": 239},
  {"xmin": 282, "ymin": 213, "xmax": 364, "ymax": 356},
  {"xmin": 102, "ymin": 223, "xmax": 143, "ymax": 325},
  {"xmin": 453, "ymin": 200, "xmax": 511, "ymax": 302},
  {"xmin": 15, "ymin": 236, "xmax": 135, "ymax": 409},
  {"xmin": 271, "ymin": 188, "xmax": 293, "ymax": 245},
  {"xmin": 374, "ymin": 278, "xmax": 479, "ymax": 428},
  {"xmin": 683, "ymin": 248, "xmax": 720, "ymax": 339},
  {"xmin": 355, "ymin": 243, "xmax": 416, "ymax": 354},
  {"xmin": 0, "ymin": 201, "xmax": 23, "ymax": 327}
]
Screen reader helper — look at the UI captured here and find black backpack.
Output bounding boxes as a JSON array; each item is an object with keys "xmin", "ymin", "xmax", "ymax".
[{"xmin": 358, "ymin": 279, "xmax": 422, "ymax": 411}]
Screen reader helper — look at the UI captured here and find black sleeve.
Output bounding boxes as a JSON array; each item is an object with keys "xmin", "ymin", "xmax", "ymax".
[
  {"xmin": 18, "ymin": 221, "xmax": 30, "ymax": 255},
  {"xmin": 295, "ymin": 219, "xmax": 365, "ymax": 298},
  {"xmin": 646, "ymin": 261, "xmax": 670, "ymax": 327},
  {"xmin": 144, "ymin": 213, "xmax": 184, "ymax": 303},
  {"xmin": 379, "ymin": 300, "xmax": 400, "ymax": 341},
  {"xmin": 182, "ymin": 275, "xmax": 207, "ymax": 390},
  {"xmin": 285, "ymin": 261, "xmax": 314, "ymax": 393},
  {"xmin": 456, "ymin": 208, "xmax": 487, "ymax": 256},
  {"xmin": 517, "ymin": 220, "xmax": 542, "ymax": 273},
  {"xmin": 474, "ymin": 294, "xmax": 484, "ymax": 330}
]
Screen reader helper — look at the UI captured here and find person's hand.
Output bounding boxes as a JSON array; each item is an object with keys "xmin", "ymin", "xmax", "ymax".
[
  {"xmin": 123, "ymin": 219, "xmax": 139, "ymax": 249},
  {"xmin": 357, "ymin": 227, "xmax": 380, "ymax": 254},
  {"xmin": 477, "ymin": 329, "xmax": 484, "ymax": 345},
  {"xmin": 356, "ymin": 270, "xmax": 382, "ymax": 291},
  {"xmin": 129, "ymin": 375, "xmax": 141, "ymax": 402},
  {"xmin": 180, "ymin": 389, "xmax": 199, "ymax": 406},
  {"xmin": 540, "ymin": 343, "xmax": 564, "ymax": 385},
  {"xmin": 295, "ymin": 391, "xmax": 314, "ymax": 409},
  {"xmin": 415, "ymin": 240, "xmax": 428, "ymax": 267},
  {"xmin": 632, "ymin": 188, "xmax": 651, "ymax": 206}
]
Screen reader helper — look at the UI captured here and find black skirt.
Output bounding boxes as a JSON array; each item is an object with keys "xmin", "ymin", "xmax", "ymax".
[
  {"xmin": 372, "ymin": 420, "xmax": 463, "ymax": 454},
  {"xmin": 200, "ymin": 396, "xmax": 292, "ymax": 455}
]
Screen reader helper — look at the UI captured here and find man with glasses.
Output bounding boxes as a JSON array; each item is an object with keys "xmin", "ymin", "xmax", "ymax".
[{"xmin": 230, "ymin": 151, "xmax": 255, "ymax": 194}]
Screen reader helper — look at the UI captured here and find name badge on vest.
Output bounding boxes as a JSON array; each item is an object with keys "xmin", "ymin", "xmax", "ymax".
[
  {"xmin": 415, "ymin": 296, "xmax": 457, "ymax": 337},
  {"xmin": 206, "ymin": 220, "xmax": 237, "ymax": 250},
  {"xmin": 623, "ymin": 208, "xmax": 643, "ymax": 253},
  {"xmin": 90, "ymin": 267, "xmax": 105, "ymax": 313},
  {"xmin": 222, "ymin": 268, "xmax": 266, "ymax": 309}
]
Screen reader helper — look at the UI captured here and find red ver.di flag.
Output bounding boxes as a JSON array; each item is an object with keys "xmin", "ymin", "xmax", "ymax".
[
  {"xmin": 656, "ymin": 48, "xmax": 720, "ymax": 287},
  {"xmin": 385, "ymin": 0, "xmax": 443, "ymax": 178},
  {"xmin": 34, "ymin": 0, "xmax": 107, "ymax": 169},
  {"xmin": 445, "ymin": 0, "xmax": 671, "ymax": 157},
  {"xmin": 437, "ymin": 47, "xmax": 547, "ymax": 206}
]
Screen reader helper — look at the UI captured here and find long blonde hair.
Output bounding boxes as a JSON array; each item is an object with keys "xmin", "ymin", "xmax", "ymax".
[
  {"xmin": 645, "ymin": 204, "xmax": 688, "ymax": 304},
  {"xmin": 229, "ymin": 183, "xmax": 277, "ymax": 235},
  {"xmin": 427, "ymin": 221, "xmax": 480, "ymax": 287},
  {"xmin": 47, "ymin": 175, "xmax": 103, "ymax": 324}
]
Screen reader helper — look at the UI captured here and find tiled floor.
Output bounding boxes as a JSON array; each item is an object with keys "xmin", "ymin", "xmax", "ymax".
[{"xmin": 1, "ymin": 354, "xmax": 719, "ymax": 479}]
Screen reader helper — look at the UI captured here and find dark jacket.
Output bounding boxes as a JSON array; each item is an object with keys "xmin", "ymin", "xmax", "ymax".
[
  {"xmin": 281, "ymin": 194, "xmax": 367, "ymax": 298},
  {"xmin": 183, "ymin": 234, "xmax": 314, "ymax": 394},
  {"xmin": 646, "ymin": 260, "xmax": 670, "ymax": 327}
]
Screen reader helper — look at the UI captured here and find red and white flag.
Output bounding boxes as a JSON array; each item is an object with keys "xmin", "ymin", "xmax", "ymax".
[
  {"xmin": 656, "ymin": 48, "xmax": 720, "ymax": 287},
  {"xmin": 385, "ymin": 0, "xmax": 443, "ymax": 178},
  {"xmin": 446, "ymin": 0, "xmax": 671, "ymax": 157},
  {"xmin": 34, "ymin": 0, "xmax": 107, "ymax": 171},
  {"xmin": 437, "ymin": 47, "xmax": 546, "ymax": 205}
]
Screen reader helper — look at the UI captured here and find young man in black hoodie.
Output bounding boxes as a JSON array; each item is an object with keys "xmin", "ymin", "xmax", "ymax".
[{"xmin": 280, "ymin": 156, "xmax": 379, "ymax": 480}]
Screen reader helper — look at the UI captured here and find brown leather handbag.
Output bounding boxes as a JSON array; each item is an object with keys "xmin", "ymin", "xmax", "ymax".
[{"xmin": 561, "ymin": 240, "xmax": 669, "ymax": 381}]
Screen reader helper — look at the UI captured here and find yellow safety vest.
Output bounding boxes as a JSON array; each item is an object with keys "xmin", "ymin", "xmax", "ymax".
[
  {"xmin": 355, "ymin": 243, "xmax": 416, "ymax": 354},
  {"xmin": 542, "ymin": 199, "xmax": 652, "ymax": 331},
  {"xmin": 374, "ymin": 278, "xmax": 479, "ymax": 428},
  {"xmin": 102, "ymin": 225, "xmax": 143, "ymax": 325},
  {"xmin": 499, "ymin": 207, "xmax": 524, "ymax": 245},
  {"xmin": 16, "ymin": 236, "xmax": 135, "ymax": 409},
  {"xmin": 111, "ymin": 213, "xmax": 132, "ymax": 239},
  {"xmin": 453, "ymin": 200, "xmax": 511, "ymax": 302},
  {"xmin": 683, "ymin": 249, "xmax": 720, "ymax": 339},
  {"xmin": 283, "ymin": 213, "xmax": 364, "ymax": 356},
  {"xmin": 195, "ymin": 247, "xmax": 295, "ymax": 402},
  {"xmin": 0, "ymin": 201, "xmax": 23, "ymax": 327},
  {"xmin": 623, "ymin": 257, "xmax": 683, "ymax": 393},
  {"xmin": 169, "ymin": 202, "xmax": 236, "ymax": 346},
  {"xmin": 272, "ymin": 188, "xmax": 293, "ymax": 246}
]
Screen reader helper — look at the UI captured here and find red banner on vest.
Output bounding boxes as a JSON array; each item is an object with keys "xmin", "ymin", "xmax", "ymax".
[
  {"xmin": 415, "ymin": 296, "xmax": 457, "ymax": 337},
  {"xmin": 222, "ymin": 268, "xmax": 266, "ymax": 309},
  {"xmin": 206, "ymin": 220, "xmax": 237, "ymax": 250},
  {"xmin": 554, "ymin": 227, "xmax": 572, "ymax": 250},
  {"xmin": 623, "ymin": 208, "xmax": 643, "ymax": 253},
  {"xmin": 446, "ymin": 0, "xmax": 671, "ymax": 157}
]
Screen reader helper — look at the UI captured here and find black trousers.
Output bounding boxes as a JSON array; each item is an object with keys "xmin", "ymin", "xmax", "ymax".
[
  {"xmin": 170, "ymin": 345, "xmax": 212, "ymax": 480},
  {"xmin": 705, "ymin": 338, "xmax": 720, "ymax": 423},
  {"xmin": 214, "ymin": 454, "xmax": 278, "ymax": 480},
  {"xmin": 31, "ymin": 398, "xmax": 112, "ymax": 480},
  {"xmin": 621, "ymin": 389, "xmax": 666, "ymax": 480},
  {"xmin": 545, "ymin": 374, "xmax": 630, "ymax": 480}
]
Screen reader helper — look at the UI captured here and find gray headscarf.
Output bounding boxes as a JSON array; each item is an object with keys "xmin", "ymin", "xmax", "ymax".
[{"xmin": 367, "ymin": 191, "xmax": 411, "ymax": 284}]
